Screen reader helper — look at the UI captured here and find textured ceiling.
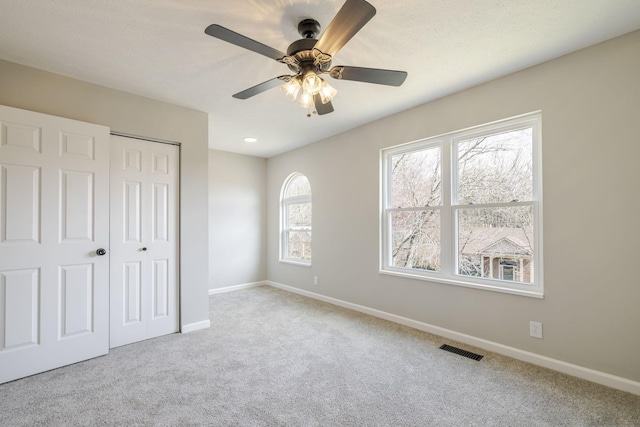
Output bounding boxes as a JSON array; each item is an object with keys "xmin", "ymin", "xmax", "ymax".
[{"xmin": 1, "ymin": 0, "xmax": 640, "ymax": 157}]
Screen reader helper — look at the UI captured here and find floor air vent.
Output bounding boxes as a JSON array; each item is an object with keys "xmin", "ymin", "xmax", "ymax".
[{"xmin": 439, "ymin": 344, "xmax": 484, "ymax": 361}]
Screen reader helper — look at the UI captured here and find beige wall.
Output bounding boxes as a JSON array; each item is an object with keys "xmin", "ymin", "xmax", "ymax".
[
  {"xmin": 0, "ymin": 59, "xmax": 210, "ymax": 329},
  {"xmin": 267, "ymin": 30, "xmax": 640, "ymax": 382},
  {"xmin": 209, "ymin": 150, "xmax": 267, "ymax": 289}
]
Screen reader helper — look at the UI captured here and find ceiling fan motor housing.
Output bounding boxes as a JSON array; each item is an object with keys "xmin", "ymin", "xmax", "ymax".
[
  {"xmin": 298, "ymin": 19, "xmax": 321, "ymax": 38},
  {"xmin": 286, "ymin": 20, "xmax": 332, "ymax": 74}
]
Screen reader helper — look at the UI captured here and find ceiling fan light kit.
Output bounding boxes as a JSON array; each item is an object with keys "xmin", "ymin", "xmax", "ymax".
[{"xmin": 205, "ymin": 0, "xmax": 407, "ymax": 117}]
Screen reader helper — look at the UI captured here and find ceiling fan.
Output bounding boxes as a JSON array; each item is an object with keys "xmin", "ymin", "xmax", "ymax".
[{"xmin": 204, "ymin": 0, "xmax": 408, "ymax": 116}]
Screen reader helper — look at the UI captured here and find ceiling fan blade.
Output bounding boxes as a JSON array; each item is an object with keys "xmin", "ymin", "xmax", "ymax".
[
  {"xmin": 329, "ymin": 66, "xmax": 408, "ymax": 86},
  {"xmin": 205, "ymin": 24, "xmax": 286, "ymax": 61},
  {"xmin": 233, "ymin": 77, "xmax": 286, "ymax": 99},
  {"xmin": 314, "ymin": 95, "xmax": 334, "ymax": 115},
  {"xmin": 313, "ymin": 0, "xmax": 376, "ymax": 58}
]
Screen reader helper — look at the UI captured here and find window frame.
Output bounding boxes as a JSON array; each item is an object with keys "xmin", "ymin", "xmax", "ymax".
[
  {"xmin": 280, "ymin": 172, "xmax": 312, "ymax": 266},
  {"xmin": 380, "ymin": 112, "xmax": 543, "ymax": 298}
]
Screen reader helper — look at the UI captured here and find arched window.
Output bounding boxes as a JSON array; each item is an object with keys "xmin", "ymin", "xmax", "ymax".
[{"xmin": 280, "ymin": 173, "xmax": 312, "ymax": 265}]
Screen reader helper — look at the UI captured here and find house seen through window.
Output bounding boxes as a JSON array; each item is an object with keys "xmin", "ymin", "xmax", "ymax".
[
  {"xmin": 280, "ymin": 172, "xmax": 312, "ymax": 265},
  {"xmin": 381, "ymin": 113, "xmax": 542, "ymax": 297}
]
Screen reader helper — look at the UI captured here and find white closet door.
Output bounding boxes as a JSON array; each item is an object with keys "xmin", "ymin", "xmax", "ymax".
[
  {"xmin": 109, "ymin": 135, "xmax": 179, "ymax": 348},
  {"xmin": 0, "ymin": 105, "xmax": 110, "ymax": 384}
]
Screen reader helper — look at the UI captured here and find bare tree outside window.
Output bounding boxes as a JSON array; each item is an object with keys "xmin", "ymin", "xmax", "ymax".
[
  {"xmin": 281, "ymin": 173, "xmax": 312, "ymax": 263},
  {"xmin": 457, "ymin": 129, "xmax": 533, "ymax": 205},
  {"xmin": 390, "ymin": 147, "xmax": 441, "ymax": 270},
  {"xmin": 287, "ymin": 201, "xmax": 312, "ymax": 260}
]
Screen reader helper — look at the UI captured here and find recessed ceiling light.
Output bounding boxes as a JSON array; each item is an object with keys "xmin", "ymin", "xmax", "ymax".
[{"xmin": 243, "ymin": 137, "xmax": 257, "ymax": 143}]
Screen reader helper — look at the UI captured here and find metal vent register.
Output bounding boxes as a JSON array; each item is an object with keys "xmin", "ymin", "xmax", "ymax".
[{"xmin": 439, "ymin": 344, "xmax": 484, "ymax": 361}]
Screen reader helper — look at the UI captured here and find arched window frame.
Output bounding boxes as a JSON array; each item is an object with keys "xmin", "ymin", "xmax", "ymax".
[{"xmin": 280, "ymin": 173, "xmax": 312, "ymax": 265}]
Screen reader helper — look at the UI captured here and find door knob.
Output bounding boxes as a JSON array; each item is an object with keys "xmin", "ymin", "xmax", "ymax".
[
  {"xmin": 96, "ymin": 248, "xmax": 107, "ymax": 256},
  {"xmin": 142, "ymin": 247, "xmax": 147, "ymax": 251}
]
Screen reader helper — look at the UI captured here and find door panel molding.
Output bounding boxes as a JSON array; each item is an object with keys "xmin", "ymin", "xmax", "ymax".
[
  {"xmin": 0, "ymin": 104, "xmax": 109, "ymax": 384},
  {"xmin": 109, "ymin": 135, "xmax": 179, "ymax": 348}
]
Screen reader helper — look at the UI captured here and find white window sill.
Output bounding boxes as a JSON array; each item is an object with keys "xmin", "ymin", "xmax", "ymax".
[
  {"xmin": 280, "ymin": 259, "xmax": 312, "ymax": 267},
  {"xmin": 380, "ymin": 268, "xmax": 543, "ymax": 299}
]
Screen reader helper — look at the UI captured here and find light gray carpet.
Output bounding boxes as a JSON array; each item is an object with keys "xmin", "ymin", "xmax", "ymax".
[{"xmin": 1, "ymin": 285, "xmax": 639, "ymax": 426}]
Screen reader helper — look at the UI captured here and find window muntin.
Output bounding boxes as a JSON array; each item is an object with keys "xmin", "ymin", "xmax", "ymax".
[
  {"xmin": 381, "ymin": 113, "xmax": 542, "ymax": 296},
  {"xmin": 281, "ymin": 173, "xmax": 312, "ymax": 265}
]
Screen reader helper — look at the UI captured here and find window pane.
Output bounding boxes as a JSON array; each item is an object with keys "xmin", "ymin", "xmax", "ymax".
[
  {"xmin": 457, "ymin": 128, "xmax": 532, "ymax": 204},
  {"xmin": 288, "ymin": 231, "xmax": 311, "ymax": 260},
  {"xmin": 287, "ymin": 202, "xmax": 311, "ymax": 228},
  {"xmin": 391, "ymin": 209, "xmax": 440, "ymax": 271},
  {"xmin": 391, "ymin": 147, "xmax": 441, "ymax": 208},
  {"xmin": 457, "ymin": 206, "xmax": 534, "ymax": 284},
  {"xmin": 286, "ymin": 175, "xmax": 311, "ymax": 197}
]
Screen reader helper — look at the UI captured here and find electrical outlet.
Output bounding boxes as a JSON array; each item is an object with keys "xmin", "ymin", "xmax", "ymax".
[
  {"xmin": 530, "ymin": 321, "xmax": 543, "ymax": 339},
  {"xmin": 313, "ymin": 276, "xmax": 319, "ymax": 286}
]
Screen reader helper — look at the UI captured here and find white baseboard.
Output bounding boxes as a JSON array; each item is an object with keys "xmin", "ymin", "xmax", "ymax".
[
  {"xmin": 209, "ymin": 281, "xmax": 267, "ymax": 295},
  {"xmin": 181, "ymin": 319, "xmax": 211, "ymax": 334},
  {"xmin": 266, "ymin": 280, "xmax": 640, "ymax": 396}
]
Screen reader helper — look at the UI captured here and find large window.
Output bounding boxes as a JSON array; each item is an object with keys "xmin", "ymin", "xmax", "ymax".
[
  {"xmin": 280, "ymin": 173, "xmax": 312, "ymax": 265},
  {"xmin": 381, "ymin": 113, "xmax": 542, "ymax": 297}
]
